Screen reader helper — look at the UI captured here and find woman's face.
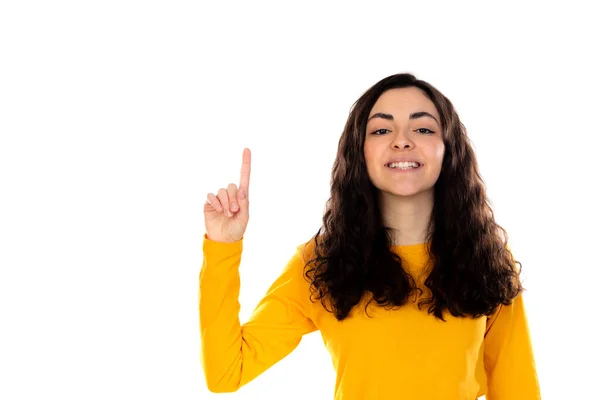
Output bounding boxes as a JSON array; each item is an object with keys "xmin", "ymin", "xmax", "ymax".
[{"xmin": 363, "ymin": 87, "xmax": 445, "ymax": 198}]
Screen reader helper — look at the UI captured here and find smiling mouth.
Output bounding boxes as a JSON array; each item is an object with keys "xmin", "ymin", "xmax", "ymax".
[{"xmin": 386, "ymin": 163, "xmax": 423, "ymax": 172}]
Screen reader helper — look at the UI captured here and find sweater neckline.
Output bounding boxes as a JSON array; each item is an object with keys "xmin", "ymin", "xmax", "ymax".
[{"xmin": 390, "ymin": 242, "xmax": 430, "ymax": 255}]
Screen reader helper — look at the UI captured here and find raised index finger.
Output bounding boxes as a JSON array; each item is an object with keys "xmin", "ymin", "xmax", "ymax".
[{"xmin": 239, "ymin": 148, "xmax": 251, "ymax": 195}]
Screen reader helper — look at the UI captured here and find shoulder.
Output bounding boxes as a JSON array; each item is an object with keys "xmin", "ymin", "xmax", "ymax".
[{"xmin": 294, "ymin": 235, "xmax": 320, "ymax": 264}]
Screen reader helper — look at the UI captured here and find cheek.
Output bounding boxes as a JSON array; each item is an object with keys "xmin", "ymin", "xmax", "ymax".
[
  {"xmin": 363, "ymin": 142, "xmax": 375, "ymax": 163},
  {"xmin": 435, "ymin": 143, "xmax": 445, "ymax": 161},
  {"xmin": 431, "ymin": 141, "xmax": 445, "ymax": 162},
  {"xmin": 363, "ymin": 143, "xmax": 379, "ymax": 175}
]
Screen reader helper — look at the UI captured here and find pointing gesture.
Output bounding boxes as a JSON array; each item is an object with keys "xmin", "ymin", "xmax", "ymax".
[
  {"xmin": 204, "ymin": 148, "xmax": 252, "ymax": 243},
  {"xmin": 239, "ymin": 147, "xmax": 251, "ymax": 201}
]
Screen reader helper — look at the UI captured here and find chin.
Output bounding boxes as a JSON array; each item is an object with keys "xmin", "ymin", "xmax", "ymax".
[{"xmin": 388, "ymin": 185, "xmax": 434, "ymax": 198}]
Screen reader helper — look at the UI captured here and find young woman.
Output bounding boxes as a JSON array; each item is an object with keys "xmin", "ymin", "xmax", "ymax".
[{"xmin": 201, "ymin": 73, "xmax": 541, "ymax": 399}]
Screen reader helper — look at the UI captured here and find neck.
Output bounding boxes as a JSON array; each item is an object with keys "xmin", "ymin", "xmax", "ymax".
[{"xmin": 378, "ymin": 189, "xmax": 434, "ymax": 246}]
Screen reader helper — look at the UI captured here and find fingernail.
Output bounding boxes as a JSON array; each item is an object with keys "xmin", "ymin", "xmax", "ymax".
[
  {"xmin": 231, "ymin": 203, "xmax": 238, "ymax": 211},
  {"xmin": 239, "ymin": 189, "xmax": 246, "ymax": 199}
]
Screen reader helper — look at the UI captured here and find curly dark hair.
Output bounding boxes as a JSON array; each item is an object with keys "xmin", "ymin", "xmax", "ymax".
[{"xmin": 303, "ymin": 72, "xmax": 523, "ymax": 322}]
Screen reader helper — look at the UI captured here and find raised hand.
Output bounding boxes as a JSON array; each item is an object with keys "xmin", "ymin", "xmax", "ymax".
[{"xmin": 203, "ymin": 148, "xmax": 251, "ymax": 243}]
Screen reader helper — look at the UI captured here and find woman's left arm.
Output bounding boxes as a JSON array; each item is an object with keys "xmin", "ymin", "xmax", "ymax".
[{"xmin": 484, "ymin": 293, "xmax": 541, "ymax": 400}]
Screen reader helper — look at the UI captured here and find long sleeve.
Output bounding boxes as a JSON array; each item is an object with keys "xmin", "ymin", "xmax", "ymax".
[
  {"xmin": 199, "ymin": 234, "xmax": 317, "ymax": 393},
  {"xmin": 484, "ymin": 292, "xmax": 541, "ymax": 399}
]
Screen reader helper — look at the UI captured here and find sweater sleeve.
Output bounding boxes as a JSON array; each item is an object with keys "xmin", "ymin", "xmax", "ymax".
[
  {"xmin": 483, "ymin": 292, "xmax": 541, "ymax": 399},
  {"xmin": 199, "ymin": 234, "xmax": 318, "ymax": 393}
]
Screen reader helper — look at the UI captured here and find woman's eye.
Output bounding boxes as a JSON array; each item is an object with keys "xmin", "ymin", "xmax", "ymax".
[
  {"xmin": 372, "ymin": 128, "xmax": 390, "ymax": 135},
  {"xmin": 372, "ymin": 128, "xmax": 434, "ymax": 135},
  {"xmin": 416, "ymin": 128, "xmax": 434, "ymax": 134}
]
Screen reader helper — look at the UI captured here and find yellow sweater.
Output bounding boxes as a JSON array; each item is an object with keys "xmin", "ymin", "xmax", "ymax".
[{"xmin": 199, "ymin": 234, "xmax": 541, "ymax": 399}]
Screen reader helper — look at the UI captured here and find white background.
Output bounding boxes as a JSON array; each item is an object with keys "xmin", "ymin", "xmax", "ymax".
[{"xmin": 1, "ymin": 1, "xmax": 599, "ymax": 399}]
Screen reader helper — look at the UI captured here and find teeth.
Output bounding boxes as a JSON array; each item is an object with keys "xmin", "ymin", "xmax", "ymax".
[{"xmin": 388, "ymin": 162, "xmax": 419, "ymax": 169}]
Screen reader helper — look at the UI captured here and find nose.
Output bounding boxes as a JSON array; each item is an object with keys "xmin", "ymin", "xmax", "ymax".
[{"xmin": 391, "ymin": 130, "xmax": 414, "ymax": 150}]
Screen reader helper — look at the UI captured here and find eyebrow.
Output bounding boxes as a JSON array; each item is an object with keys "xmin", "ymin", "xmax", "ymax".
[{"xmin": 367, "ymin": 111, "xmax": 440, "ymax": 126}]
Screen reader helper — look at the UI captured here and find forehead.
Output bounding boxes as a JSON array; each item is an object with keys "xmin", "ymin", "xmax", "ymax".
[{"xmin": 370, "ymin": 87, "xmax": 439, "ymax": 119}]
